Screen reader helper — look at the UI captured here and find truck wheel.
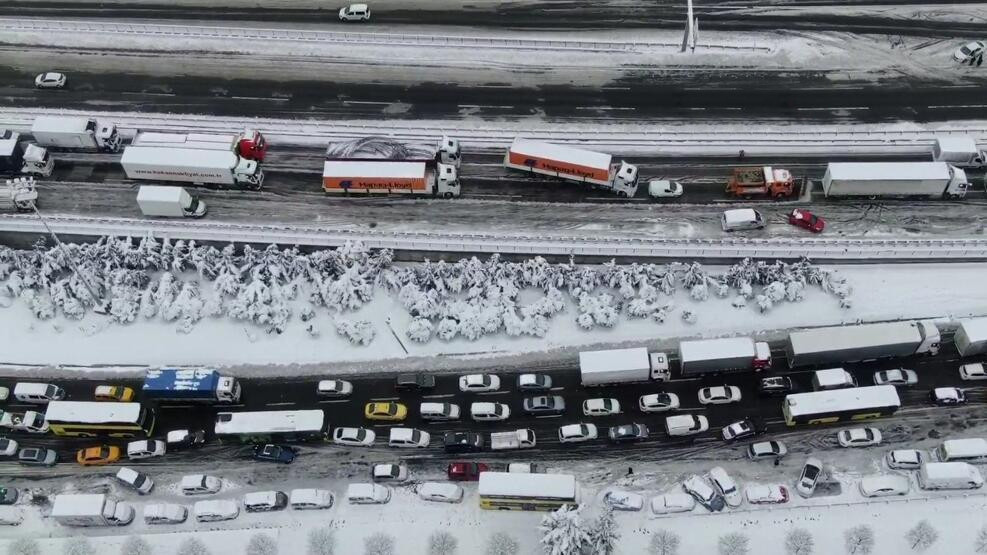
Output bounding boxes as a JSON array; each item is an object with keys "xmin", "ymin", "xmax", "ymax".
[{"xmin": 443, "ymin": 192, "xmax": 453, "ymax": 199}]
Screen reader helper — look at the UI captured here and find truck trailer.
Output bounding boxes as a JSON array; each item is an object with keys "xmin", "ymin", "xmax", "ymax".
[
  {"xmin": 0, "ymin": 131, "xmax": 53, "ymax": 177},
  {"xmin": 51, "ymin": 494, "xmax": 134, "ymax": 527},
  {"xmin": 1, "ymin": 178, "xmax": 39, "ymax": 212},
  {"xmin": 120, "ymin": 146, "xmax": 264, "ymax": 189},
  {"xmin": 322, "ymin": 160, "xmax": 459, "ymax": 197},
  {"xmin": 821, "ymin": 162, "xmax": 969, "ymax": 199},
  {"xmin": 142, "ymin": 368, "xmax": 241, "ymax": 403},
  {"xmin": 326, "ymin": 135, "xmax": 460, "ymax": 167},
  {"xmin": 678, "ymin": 337, "xmax": 772, "ymax": 376},
  {"xmin": 786, "ymin": 320, "xmax": 941, "ymax": 368},
  {"xmin": 954, "ymin": 318, "xmax": 987, "ymax": 357},
  {"xmin": 932, "ymin": 137, "xmax": 985, "ymax": 169},
  {"xmin": 503, "ymin": 138, "xmax": 639, "ymax": 197},
  {"xmin": 579, "ymin": 347, "xmax": 670, "ymax": 386},
  {"xmin": 132, "ymin": 129, "xmax": 267, "ymax": 161},
  {"xmin": 30, "ymin": 115, "xmax": 121, "ymax": 152},
  {"xmin": 136, "ymin": 185, "xmax": 207, "ymax": 218},
  {"xmin": 490, "ymin": 429, "xmax": 537, "ymax": 450}
]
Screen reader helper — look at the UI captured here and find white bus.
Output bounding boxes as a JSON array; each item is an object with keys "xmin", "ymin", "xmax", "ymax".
[
  {"xmin": 782, "ymin": 385, "xmax": 900, "ymax": 426},
  {"xmin": 478, "ymin": 472, "xmax": 579, "ymax": 511},
  {"xmin": 935, "ymin": 438, "xmax": 987, "ymax": 463},
  {"xmin": 44, "ymin": 401, "xmax": 155, "ymax": 438},
  {"xmin": 214, "ymin": 410, "xmax": 327, "ymax": 443}
]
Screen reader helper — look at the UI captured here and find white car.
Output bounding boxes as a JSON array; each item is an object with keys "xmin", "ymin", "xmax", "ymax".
[
  {"xmin": 126, "ymin": 440, "xmax": 166, "ymax": 460},
  {"xmin": 0, "ymin": 438, "xmax": 18, "ymax": 457},
  {"xmin": 885, "ymin": 449, "xmax": 924, "ymax": 470},
  {"xmin": 317, "ymin": 379, "xmax": 353, "ymax": 397},
  {"xmin": 558, "ymin": 423, "xmax": 598, "ymax": 443},
  {"xmin": 873, "ymin": 368, "xmax": 918, "ymax": 386},
  {"xmin": 698, "ymin": 386, "xmax": 742, "ymax": 405},
  {"xmin": 193, "ymin": 499, "xmax": 239, "ymax": 523},
  {"xmin": 517, "ymin": 374, "xmax": 552, "ymax": 391},
  {"xmin": 372, "ymin": 463, "xmax": 408, "ymax": 482},
  {"xmin": 0, "ymin": 387, "xmax": 9, "ymax": 401},
  {"xmin": 602, "ymin": 489, "xmax": 644, "ymax": 511},
  {"xmin": 388, "ymin": 427, "xmax": 430, "ymax": 448},
  {"xmin": 418, "ymin": 482, "xmax": 464, "ymax": 504},
  {"xmin": 858, "ymin": 474, "xmax": 910, "ymax": 498},
  {"xmin": 796, "ymin": 458, "xmax": 823, "ymax": 498},
  {"xmin": 289, "ymin": 488, "xmax": 335, "ymax": 510},
  {"xmin": 333, "ymin": 427, "xmax": 376, "ymax": 446},
  {"xmin": 837, "ymin": 427, "xmax": 882, "ymax": 448},
  {"xmin": 682, "ymin": 475, "xmax": 725, "ymax": 512},
  {"xmin": 639, "ymin": 392, "xmax": 680, "ymax": 413},
  {"xmin": 582, "ymin": 398, "xmax": 621, "ymax": 416},
  {"xmin": 748, "ymin": 441, "xmax": 788, "ymax": 461},
  {"xmin": 954, "ymin": 40, "xmax": 985, "ymax": 63},
  {"xmin": 180, "ymin": 474, "xmax": 222, "ymax": 496},
  {"xmin": 470, "ymin": 402, "xmax": 510, "ymax": 421},
  {"xmin": 346, "ymin": 483, "xmax": 390, "ymax": 504},
  {"xmin": 650, "ymin": 493, "xmax": 696, "ymax": 515},
  {"xmin": 459, "ymin": 374, "xmax": 500, "ymax": 393},
  {"xmin": 116, "ymin": 467, "xmax": 154, "ymax": 495},
  {"xmin": 34, "ymin": 72, "xmax": 66, "ymax": 89},
  {"xmin": 648, "ymin": 179, "xmax": 683, "ymax": 199},
  {"xmin": 959, "ymin": 363, "xmax": 987, "ymax": 381},
  {"xmin": 707, "ymin": 467, "xmax": 742, "ymax": 508},
  {"xmin": 338, "ymin": 3, "xmax": 371, "ymax": 21},
  {"xmin": 745, "ymin": 485, "xmax": 789, "ymax": 505},
  {"xmin": 143, "ymin": 503, "xmax": 188, "ymax": 525}
]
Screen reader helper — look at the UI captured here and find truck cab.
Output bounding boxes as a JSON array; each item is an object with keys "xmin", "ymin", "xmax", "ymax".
[
  {"xmin": 649, "ymin": 352, "xmax": 671, "ymax": 381},
  {"xmin": 233, "ymin": 158, "xmax": 264, "ymax": 189},
  {"xmin": 217, "ymin": 376, "xmax": 241, "ymax": 403},
  {"xmin": 438, "ymin": 135, "xmax": 461, "ymax": 167},
  {"xmin": 943, "ymin": 165, "xmax": 969, "ymax": 199},
  {"xmin": 611, "ymin": 161, "xmax": 639, "ymax": 197},
  {"xmin": 435, "ymin": 163, "xmax": 460, "ymax": 198},
  {"xmin": 20, "ymin": 146, "xmax": 53, "ymax": 177},
  {"xmin": 94, "ymin": 121, "xmax": 122, "ymax": 152},
  {"xmin": 237, "ymin": 129, "xmax": 267, "ymax": 161},
  {"xmin": 915, "ymin": 320, "xmax": 941, "ymax": 356}
]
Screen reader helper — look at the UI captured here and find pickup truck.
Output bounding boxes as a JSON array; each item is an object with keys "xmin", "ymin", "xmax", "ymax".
[{"xmin": 490, "ymin": 429, "xmax": 536, "ymax": 450}]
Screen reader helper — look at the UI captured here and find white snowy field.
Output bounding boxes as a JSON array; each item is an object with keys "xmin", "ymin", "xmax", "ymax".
[{"xmin": 744, "ymin": 3, "xmax": 987, "ymax": 24}]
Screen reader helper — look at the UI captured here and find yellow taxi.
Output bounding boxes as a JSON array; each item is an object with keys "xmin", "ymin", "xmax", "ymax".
[
  {"xmin": 364, "ymin": 401, "xmax": 408, "ymax": 422},
  {"xmin": 94, "ymin": 385, "xmax": 135, "ymax": 402},
  {"xmin": 76, "ymin": 445, "xmax": 121, "ymax": 466}
]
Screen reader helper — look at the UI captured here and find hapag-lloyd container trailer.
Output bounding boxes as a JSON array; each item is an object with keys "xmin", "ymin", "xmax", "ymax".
[
  {"xmin": 322, "ymin": 160, "xmax": 460, "ymax": 197},
  {"xmin": 821, "ymin": 162, "xmax": 969, "ymax": 199},
  {"xmin": 503, "ymin": 138, "xmax": 639, "ymax": 197},
  {"xmin": 120, "ymin": 146, "xmax": 264, "ymax": 189},
  {"xmin": 786, "ymin": 320, "xmax": 941, "ymax": 367}
]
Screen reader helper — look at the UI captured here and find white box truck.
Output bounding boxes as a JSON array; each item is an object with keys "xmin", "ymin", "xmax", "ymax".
[
  {"xmin": 579, "ymin": 347, "xmax": 670, "ymax": 386},
  {"xmin": 917, "ymin": 462, "xmax": 983, "ymax": 490},
  {"xmin": 504, "ymin": 138, "xmax": 639, "ymax": 197},
  {"xmin": 491, "ymin": 429, "xmax": 536, "ymax": 450},
  {"xmin": 30, "ymin": 115, "xmax": 121, "ymax": 152},
  {"xmin": 678, "ymin": 337, "xmax": 771, "ymax": 376},
  {"xmin": 954, "ymin": 317, "xmax": 987, "ymax": 357},
  {"xmin": 137, "ymin": 185, "xmax": 207, "ymax": 218},
  {"xmin": 121, "ymin": 146, "xmax": 263, "ymax": 190},
  {"xmin": 786, "ymin": 321, "xmax": 941, "ymax": 367},
  {"xmin": 51, "ymin": 494, "xmax": 135, "ymax": 526},
  {"xmin": 933, "ymin": 136, "xmax": 985, "ymax": 168},
  {"xmin": 821, "ymin": 162, "xmax": 969, "ymax": 199}
]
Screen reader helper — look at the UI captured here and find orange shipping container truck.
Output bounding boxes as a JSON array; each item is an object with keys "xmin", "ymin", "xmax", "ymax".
[
  {"xmin": 322, "ymin": 160, "xmax": 460, "ymax": 197},
  {"xmin": 503, "ymin": 138, "xmax": 639, "ymax": 197}
]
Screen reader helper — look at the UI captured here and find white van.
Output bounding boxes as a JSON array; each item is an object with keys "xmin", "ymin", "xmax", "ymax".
[
  {"xmin": 13, "ymin": 382, "xmax": 65, "ymax": 403},
  {"xmin": 419, "ymin": 402, "xmax": 460, "ymax": 421},
  {"xmin": 934, "ymin": 438, "xmax": 987, "ymax": 463},
  {"xmin": 721, "ymin": 209, "xmax": 765, "ymax": 232},
  {"xmin": 143, "ymin": 503, "xmax": 188, "ymax": 524},
  {"xmin": 289, "ymin": 488, "xmax": 334, "ymax": 510},
  {"xmin": 664, "ymin": 414, "xmax": 709, "ymax": 437},
  {"xmin": 243, "ymin": 491, "xmax": 288, "ymax": 512},
  {"xmin": 812, "ymin": 368, "xmax": 857, "ymax": 391},
  {"xmin": 917, "ymin": 462, "xmax": 984, "ymax": 490},
  {"xmin": 193, "ymin": 499, "xmax": 239, "ymax": 522},
  {"xmin": 388, "ymin": 428, "xmax": 430, "ymax": 448},
  {"xmin": 180, "ymin": 474, "xmax": 222, "ymax": 495},
  {"xmin": 346, "ymin": 483, "xmax": 391, "ymax": 504}
]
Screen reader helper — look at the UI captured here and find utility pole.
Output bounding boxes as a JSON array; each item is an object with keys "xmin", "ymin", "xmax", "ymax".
[
  {"xmin": 681, "ymin": 0, "xmax": 698, "ymax": 52},
  {"xmin": 31, "ymin": 201, "xmax": 106, "ymax": 313}
]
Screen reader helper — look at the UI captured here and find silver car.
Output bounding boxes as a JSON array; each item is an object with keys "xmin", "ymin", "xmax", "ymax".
[
  {"xmin": 34, "ymin": 72, "xmax": 67, "ymax": 89},
  {"xmin": 796, "ymin": 458, "xmax": 823, "ymax": 498}
]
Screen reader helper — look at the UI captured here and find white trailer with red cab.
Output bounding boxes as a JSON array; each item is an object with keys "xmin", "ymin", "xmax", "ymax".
[
  {"xmin": 132, "ymin": 130, "xmax": 267, "ymax": 161},
  {"xmin": 322, "ymin": 160, "xmax": 459, "ymax": 197},
  {"xmin": 503, "ymin": 138, "xmax": 639, "ymax": 197},
  {"xmin": 678, "ymin": 337, "xmax": 772, "ymax": 376}
]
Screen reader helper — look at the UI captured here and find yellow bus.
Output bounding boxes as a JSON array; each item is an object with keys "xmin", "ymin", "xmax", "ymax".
[
  {"xmin": 44, "ymin": 401, "xmax": 155, "ymax": 438},
  {"xmin": 478, "ymin": 472, "xmax": 579, "ymax": 511},
  {"xmin": 782, "ymin": 385, "xmax": 900, "ymax": 426}
]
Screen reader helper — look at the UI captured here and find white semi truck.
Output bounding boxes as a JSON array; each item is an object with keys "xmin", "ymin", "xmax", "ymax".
[
  {"xmin": 0, "ymin": 130, "xmax": 53, "ymax": 177},
  {"xmin": 932, "ymin": 137, "xmax": 985, "ymax": 168},
  {"xmin": 504, "ymin": 138, "xmax": 639, "ymax": 197},
  {"xmin": 322, "ymin": 160, "xmax": 459, "ymax": 197},
  {"xmin": 821, "ymin": 162, "xmax": 969, "ymax": 199},
  {"xmin": 30, "ymin": 116, "xmax": 122, "ymax": 153},
  {"xmin": 490, "ymin": 429, "xmax": 537, "ymax": 450},
  {"xmin": 678, "ymin": 337, "xmax": 772, "ymax": 377},
  {"xmin": 51, "ymin": 494, "xmax": 134, "ymax": 527},
  {"xmin": 136, "ymin": 185, "xmax": 207, "ymax": 218},
  {"xmin": 1, "ymin": 178, "xmax": 39, "ymax": 212},
  {"xmin": 579, "ymin": 347, "xmax": 670, "ymax": 386},
  {"xmin": 121, "ymin": 146, "xmax": 264, "ymax": 189},
  {"xmin": 786, "ymin": 320, "xmax": 941, "ymax": 367}
]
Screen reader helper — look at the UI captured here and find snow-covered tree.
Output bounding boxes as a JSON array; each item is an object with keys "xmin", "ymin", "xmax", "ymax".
[
  {"xmin": 845, "ymin": 525, "xmax": 875, "ymax": 554},
  {"xmin": 485, "ymin": 532, "xmax": 520, "ymax": 555},
  {"xmin": 976, "ymin": 526, "xmax": 987, "ymax": 554},
  {"xmin": 7, "ymin": 538, "xmax": 40, "ymax": 555},
  {"xmin": 335, "ymin": 319, "xmax": 376, "ymax": 345},
  {"xmin": 718, "ymin": 532, "xmax": 749, "ymax": 555},
  {"xmin": 585, "ymin": 505, "xmax": 619, "ymax": 555},
  {"xmin": 785, "ymin": 528, "xmax": 813, "ymax": 555},
  {"xmin": 436, "ymin": 317, "xmax": 459, "ymax": 341},
  {"xmin": 246, "ymin": 534, "xmax": 278, "ymax": 555},
  {"xmin": 428, "ymin": 531, "xmax": 458, "ymax": 555},
  {"xmin": 540, "ymin": 504, "xmax": 590, "ymax": 555},
  {"xmin": 406, "ymin": 317, "xmax": 433, "ymax": 343},
  {"xmin": 649, "ymin": 530, "xmax": 680, "ymax": 555},
  {"xmin": 681, "ymin": 310, "xmax": 697, "ymax": 324},
  {"xmin": 63, "ymin": 538, "xmax": 93, "ymax": 555},
  {"xmin": 119, "ymin": 536, "xmax": 152, "ymax": 555},
  {"xmin": 906, "ymin": 520, "xmax": 938, "ymax": 552},
  {"xmin": 363, "ymin": 533, "xmax": 395, "ymax": 555},
  {"xmin": 177, "ymin": 538, "xmax": 211, "ymax": 555},
  {"xmin": 307, "ymin": 528, "xmax": 335, "ymax": 555}
]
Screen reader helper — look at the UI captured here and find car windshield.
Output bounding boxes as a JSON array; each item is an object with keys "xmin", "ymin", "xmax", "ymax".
[
  {"xmin": 355, "ymin": 429, "xmax": 367, "ymax": 441},
  {"xmin": 46, "ymin": 385, "xmax": 59, "ymax": 397},
  {"xmin": 383, "ymin": 404, "xmax": 396, "ymax": 415},
  {"xmin": 962, "ymin": 45, "xmax": 974, "ymax": 55},
  {"xmin": 410, "ymin": 431, "xmax": 421, "ymax": 443},
  {"xmin": 579, "ymin": 425, "xmax": 589, "ymax": 435}
]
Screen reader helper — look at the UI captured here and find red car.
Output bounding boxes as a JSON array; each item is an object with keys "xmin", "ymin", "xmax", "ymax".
[
  {"xmin": 788, "ymin": 209, "xmax": 825, "ymax": 233},
  {"xmin": 447, "ymin": 461, "xmax": 489, "ymax": 481}
]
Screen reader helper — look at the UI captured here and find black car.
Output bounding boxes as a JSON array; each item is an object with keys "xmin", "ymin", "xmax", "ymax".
[
  {"xmin": 443, "ymin": 432, "xmax": 483, "ymax": 453},
  {"xmin": 608, "ymin": 424, "xmax": 648, "ymax": 444},
  {"xmin": 930, "ymin": 387, "xmax": 966, "ymax": 406},
  {"xmin": 758, "ymin": 376, "xmax": 793, "ymax": 397},
  {"xmin": 395, "ymin": 373, "xmax": 436, "ymax": 392},
  {"xmin": 522, "ymin": 395, "xmax": 566, "ymax": 415},
  {"xmin": 253, "ymin": 444, "xmax": 296, "ymax": 464}
]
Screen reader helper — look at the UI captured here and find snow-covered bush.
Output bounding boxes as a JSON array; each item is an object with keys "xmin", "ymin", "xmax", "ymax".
[
  {"xmin": 307, "ymin": 528, "xmax": 335, "ymax": 555},
  {"xmin": 428, "ymin": 531, "xmax": 458, "ymax": 555},
  {"xmin": 335, "ymin": 319, "xmax": 376, "ymax": 345},
  {"xmin": 845, "ymin": 525, "xmax": 875, "ymax": 554},
  {"xmin": 406, "ymin": 317, "xmax": 433, "ymax": 343},
  {"xmin": 649, "ymin": 530, "xmax": 680, "ymax": 555},
  {"xmin": 363, "ymin": 533, "xmax": 395, "ymax": 555},
  {"xmin": 176, "ymin": 538, "xmax": 211, "ymax": 555},
  {"xmin": 436, "ymin": 317, "xmax": 459, "ymax": 341},
  {"xmin": 246, "ymin": 534, "xmax": 278, "ymax": 555},
  {"xmin": 62, "ymin": 538, "xmax": 93, "ymax": 555},
  {"xmin": 119, "ymin": 536, "xmax": 152, "ymax": 555},
  {"xmin": 6, "ymin": 538, "xmax": 40, "ymax": 555},
  {"xmin": 485, "ymin": 532, "xmax": 520, "ymax": 555},
  {"xmin": 539, "ymin": 504, "xmax": 590, "ymax": 555},
  {"xmin": 718, "ymin": 532, "xmax": 749, "ymax": 555},
  {"xmin": 906, "ymin": 520, "xmax": 938, "ymax": 552},
  {"xmin": 785, "ymin": 529, "xmax": 813, "ymax": 555}
]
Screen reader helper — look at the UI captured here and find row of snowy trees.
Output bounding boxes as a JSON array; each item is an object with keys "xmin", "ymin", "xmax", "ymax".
[{"xmin": 0, "ymin": 237, "xmax": 851, "ymax": 345}]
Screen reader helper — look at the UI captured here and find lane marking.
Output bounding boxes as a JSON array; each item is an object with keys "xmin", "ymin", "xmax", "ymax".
[
  {"xmin": 318, "ymin": 399, "xmax": 351, "ymax": 404},
  {"xmin": 422, "ymin": 394, "xmax": 455, "ymax": 399},
  {"xmin": 369, "ymin": 397, "xmax": 399, "ymax": 401},
  {"xmin": 267, "ymin": 402, "xmax": 295, "ymax": 407}
]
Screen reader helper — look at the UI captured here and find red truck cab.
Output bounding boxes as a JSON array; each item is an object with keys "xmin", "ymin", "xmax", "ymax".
[
  {"xmin": 237, "ymin": 129, "xmax": 267, "ymax": 162},
  {"xmin": 447, "ymin": 461, "xmax": 489, "ymax": 481}
]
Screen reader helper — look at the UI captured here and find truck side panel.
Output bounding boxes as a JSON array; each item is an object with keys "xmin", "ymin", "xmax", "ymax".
[
  {"xmin": 322, "ymin": 176, "xmax": 427, "ymax": 193},
  {"xmin": 143, "ymin": 369, "xmax": 219, "ymax": 401},
  {"xmin": 505, "ymin": 149, "xmax": 610, "ymax": 185},
  {"xmin": 679, "ymin": 355, "xmax": 753, "ymax": 376},
  {"xmin": 956, "ymin": 318, "xmax": 987, "ymax": 357},
  {"xmin": 786, "ymin": 323, "xmax": 924, "ymax": 367}
]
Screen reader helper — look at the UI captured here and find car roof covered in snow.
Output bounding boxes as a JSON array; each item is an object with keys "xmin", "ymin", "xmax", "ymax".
[
  {"xmin": 826, "ymin": 162, "xmax": 951, "ymax": 181},
  {"xmin": 722, "ymin": 208, "xmax": 760, "ymax": 224}
]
